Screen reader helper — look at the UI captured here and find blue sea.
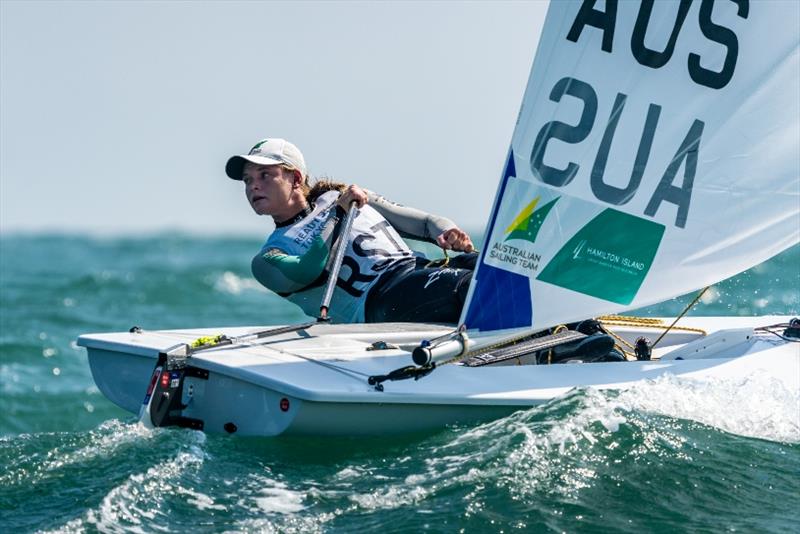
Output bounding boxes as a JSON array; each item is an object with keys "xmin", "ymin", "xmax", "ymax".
[{"xmin": 1, "ymin": 234, "xmax": 798, "ymax": 533}]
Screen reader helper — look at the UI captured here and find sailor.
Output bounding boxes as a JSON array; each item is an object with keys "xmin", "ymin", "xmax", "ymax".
[{"xmin": 225, "ymin": 138, "xmax": 476, "ymax": 324}]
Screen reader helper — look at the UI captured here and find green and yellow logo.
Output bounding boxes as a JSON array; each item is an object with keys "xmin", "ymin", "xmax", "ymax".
[{"xmin": 504, "ymin": 196, "xmax": 559, "ymax": 244}]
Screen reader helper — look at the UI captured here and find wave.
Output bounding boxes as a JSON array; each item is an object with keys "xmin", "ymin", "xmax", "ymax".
[{"xmin": 3, "ymin": 372, "xmax": 798, "ymax": 533}]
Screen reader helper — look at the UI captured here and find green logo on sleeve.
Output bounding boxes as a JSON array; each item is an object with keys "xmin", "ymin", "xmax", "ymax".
[{"xmin": 537, "ymin": 209, "xmax": 664, "ymax": 305}]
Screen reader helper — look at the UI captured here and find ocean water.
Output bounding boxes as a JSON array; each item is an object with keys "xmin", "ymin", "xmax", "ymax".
[{"xmin": 1, "ymin": 234, "xmax": 798, "ymax": 533}]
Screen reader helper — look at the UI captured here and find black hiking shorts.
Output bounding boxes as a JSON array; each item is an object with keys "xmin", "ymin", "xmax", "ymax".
[{"xmin": 365, "ymin": 253, "xmax": 477, "ymax": 324}]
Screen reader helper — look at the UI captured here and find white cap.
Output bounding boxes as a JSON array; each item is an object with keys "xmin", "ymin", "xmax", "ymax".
[{"xmin": 225, "ymin": 138, "xmax": 307, "ymax": 180}]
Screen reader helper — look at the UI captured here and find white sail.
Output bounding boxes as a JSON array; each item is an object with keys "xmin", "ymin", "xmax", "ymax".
[{"xmin": 461, "ymin": 0, "xmax": 799, "ymax": 332}]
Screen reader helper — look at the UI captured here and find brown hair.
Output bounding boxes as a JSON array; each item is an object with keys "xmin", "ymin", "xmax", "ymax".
[
  {"xmin": 280, "ymin": 164, "xmax": 347, "ymax": 204},
  {"xmin": 307, "ymin": 177, "xmax": 347, "ymax": 203}
]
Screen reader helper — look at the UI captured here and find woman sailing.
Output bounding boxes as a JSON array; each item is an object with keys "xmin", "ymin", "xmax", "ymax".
[{"xmin": 225, "ymin": 138, "xmax": 476, "ymax": 323}]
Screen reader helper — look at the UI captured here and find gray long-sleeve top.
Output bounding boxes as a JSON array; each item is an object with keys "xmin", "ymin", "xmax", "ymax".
[{"xmin": 366, "ymin": 191, "xmax": 456, "ymax": 244}]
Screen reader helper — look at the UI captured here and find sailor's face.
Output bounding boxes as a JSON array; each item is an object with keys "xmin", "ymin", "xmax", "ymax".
[{"xmin": 242, "ymin": 163, "xmax": 295, "ymax": 217}]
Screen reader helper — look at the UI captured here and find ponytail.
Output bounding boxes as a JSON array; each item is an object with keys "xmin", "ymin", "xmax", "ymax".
[{"xmin": 307, "ymin": 177, "xmax": 347, "ymax": 203}]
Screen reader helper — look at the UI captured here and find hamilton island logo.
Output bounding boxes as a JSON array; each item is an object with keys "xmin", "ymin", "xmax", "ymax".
[
  {"xmin": 488, "ymin": 195, "xmax": 559, "ymax": 274},
  {"xmin": 569, "ymin": 237, "xmax": 647, "ymax": 271},
  {"xmin": 537, "ymin": 209, "xmax": 666, "ymax": 305},
  {"xmin": 572, "ymin": 239, "xmax": 587, "ymax": 259}
]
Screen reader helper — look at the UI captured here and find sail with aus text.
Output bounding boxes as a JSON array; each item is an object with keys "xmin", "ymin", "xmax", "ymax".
[{"xmin": 460, "ymin": 0, "xmax": 799, "ymax": 333}]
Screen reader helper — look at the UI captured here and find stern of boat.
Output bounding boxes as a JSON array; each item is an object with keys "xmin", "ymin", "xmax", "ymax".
[
  {"xmin": 82, "ymin": 344, "xmax": 158, "ymax": 414},
  {"xmin": 78, "ymin": 331, "xmax": 306, "ymax": 436}
]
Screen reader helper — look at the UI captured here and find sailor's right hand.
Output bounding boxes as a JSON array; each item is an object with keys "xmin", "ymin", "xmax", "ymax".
[
  {"xmin": 337, "ymin": 184, "xmax": 369, "ymax": 210},
  {"xmin": 437, "ymin": 227, "xmax": 474, "ymax": 253}
]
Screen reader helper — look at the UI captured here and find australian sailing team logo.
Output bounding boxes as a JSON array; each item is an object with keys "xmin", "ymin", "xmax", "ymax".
[
  {"xmin": 488, "ymin": 195, "xmax": 560, "ymax": 275},
  {"xmin": 504, "ymin": 196, "xmax": 559, "ymax": 244}
]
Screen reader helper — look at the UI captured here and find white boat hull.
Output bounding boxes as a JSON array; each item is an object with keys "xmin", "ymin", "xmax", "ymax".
[{"xmin": 78, "ymin": 317, "xmax": 800, "ymax": 436}]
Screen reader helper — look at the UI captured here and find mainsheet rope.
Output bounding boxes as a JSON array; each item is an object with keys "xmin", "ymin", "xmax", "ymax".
[
  {"xmin": 132, "ymin": 284, "xmax": 714, "ymax": 385},
  {"xmin": 129, "ymin": 326, "xmax": 373, "ymax": 384}
]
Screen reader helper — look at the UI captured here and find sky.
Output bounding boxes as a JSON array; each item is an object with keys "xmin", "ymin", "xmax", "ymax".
[{"xmin": 0, "ymin": 0, "xmax": 548, "ymax": 236}]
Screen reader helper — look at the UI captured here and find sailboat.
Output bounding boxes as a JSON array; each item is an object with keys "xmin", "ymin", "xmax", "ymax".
[{"xmin": 78, "ymin": 0, "xmax": 799, "ymax": 436}]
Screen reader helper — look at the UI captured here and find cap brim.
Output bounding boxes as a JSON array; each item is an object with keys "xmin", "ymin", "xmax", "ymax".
[{"xmin": 225, "ymin": 155, "xmax": 284, "ymax": 180}]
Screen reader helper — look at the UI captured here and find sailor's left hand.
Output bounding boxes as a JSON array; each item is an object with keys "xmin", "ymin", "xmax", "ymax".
[
  {"xmin": 437, "ymin": 227, "xmax": 474, "ymax": 253},
  {"xmin": 337, "ymin": 185, "xmax": 369, "ymax": 211}
]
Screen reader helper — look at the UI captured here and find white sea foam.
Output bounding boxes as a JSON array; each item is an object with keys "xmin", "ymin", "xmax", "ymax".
[
  {"xmin": 333, "ymin": 466, "xmax": 368, "ymax": 481},
  {"xmin": 234, "ymin": 474, "xmax": 308, "ymax": 515},
  {"xmin": 0, "ymin": 421, "xmax": 152, "ymax": 488},
  {"xmin": 254, "ymin": 485, "xmax": 306, "ymax": 514},
  {"xmin": 176, "ymin": 486, "xmax": 227, "ymax": 512},
  {"xmin": 213, "ymin": 271, "xmax": 267, "ymax": 295},
  {"xmin": 378, "ymin": 369, "xmax": 800, "ymax": 504},
  {"xmin": 35, "ymin": 430, "xmax": 210, "ymax": 533},
  {"xmin": 349, "ymin": 484, "xmax": 428, "ymax": 510},
  {"xmin": 223, "ymin": 474, "xmax": 337, "ymax": 534},
  {"xmin": 44, "ymin": 421, "xmax": 154, "ymax": 473},
  {"xmin": 86, "ymin": 446, "xmax": 205, "ymax": 533},
  {"xmin": 614, "ymin": 372, "xmax": 800, "ymax": 443},
  {"xmin": 515, "ymin": 372, "xmax": 797, "ymax": 497},
  {"xmin": 37, "ymin": 516, "xmax": 87, "ymax": 534},
  {"xmin": 232, "ymin": 513, "xmax": 336, "ymax": 534}
]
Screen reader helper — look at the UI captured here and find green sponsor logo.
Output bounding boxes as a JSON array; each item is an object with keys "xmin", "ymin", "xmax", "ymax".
[
  {"xmin": 537, "ymin": 209, "xmax": 664, "ymax": 305},
  {"xmin": 249, "ymin": 139, "xmax": 269, "ymax": 154},
  {"xmin": 504, "ymin": 196, "xmax": 559, "ymax": 244}
]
